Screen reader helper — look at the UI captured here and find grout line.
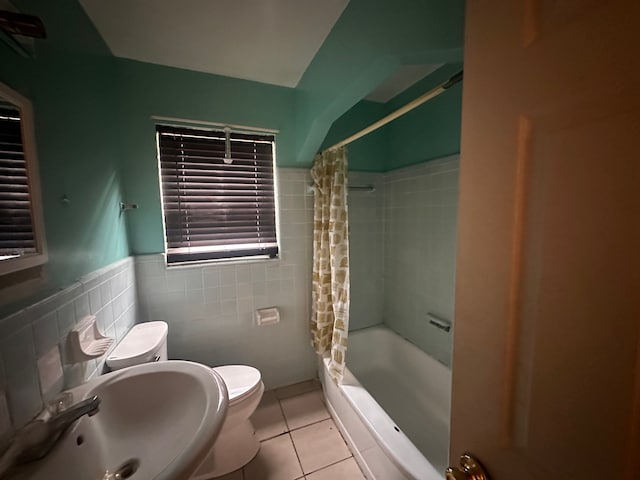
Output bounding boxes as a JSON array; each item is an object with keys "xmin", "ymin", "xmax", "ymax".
[
  {"xmin": 252, "ymin": 386, "xmax": 362, "ymax": 479},
  {"xmin": 287, "ymin": 431, "xmax": 306, "ymax": 478},
  {"xmin": 303, "ymin": 455, "xmax": 355, "ymax": 477},
  {"xmin": 277, "ymin": 394, "xmax": 331, "ymax": 434},
  {"xmin": 286, "ymin": 417, "xmax": 352, "ymax": 477},
  {"xmin": 286, "ymin": 415, "xmax": 332, "ymax": 433},
  {"xmin": 256, "ymin": 428, "xmax": 288, "ymax": 442},
  {"xmin": 277, "ymin": 397, "xmax": 293, "ymax": 431},
  {"xmin": 280, "ymin": 390, "xmax": 332, "ymax": 433},
  {"xmin": 273, "ymin": 382, "xmax": 321, "ymax": 401}
]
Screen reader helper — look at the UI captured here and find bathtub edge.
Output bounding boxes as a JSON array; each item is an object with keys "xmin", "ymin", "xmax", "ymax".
[
  {"xmin": 318, "ymin": 355, "xmax": 408, "ymax": 480},
  {"xmin": 324, "ymin": 391, "xmax": 376, "ymax": 480}
]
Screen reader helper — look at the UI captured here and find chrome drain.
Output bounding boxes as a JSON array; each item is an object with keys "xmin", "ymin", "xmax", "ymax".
[
  {"xmin": 103, "ymin": 459, "xmax": 140, "ymax": 479},
  {"xmin": 116, "ymin": 459, "xmax": 139, "ymax": 478}
]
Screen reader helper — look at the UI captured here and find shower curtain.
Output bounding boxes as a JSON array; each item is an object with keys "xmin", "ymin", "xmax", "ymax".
[{"xmin": 310, "ymin": 147, "xmax": 350, "ymax": 383}]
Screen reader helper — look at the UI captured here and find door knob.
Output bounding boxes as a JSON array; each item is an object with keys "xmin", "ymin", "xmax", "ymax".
[{"xmin": 445, "ymin": 452, "xmax": 489, "ymax": 480}]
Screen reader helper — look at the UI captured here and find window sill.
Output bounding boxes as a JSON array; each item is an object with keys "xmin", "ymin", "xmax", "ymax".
[
  {"xmin": 0, "ymin": 251, "xmax": 48, "ymax": 276},
  {"xmin": 163, "ymin": 253, "xmax": 281, "ymax": 270}
]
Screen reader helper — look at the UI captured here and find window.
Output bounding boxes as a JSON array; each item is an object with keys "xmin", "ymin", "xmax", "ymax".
[
  {"xmin": 156, "ymin": 124, "xmax": 279, "ymax": 265},
  {"xmin": 0, "ymin": 82, "xmax": 47, "ymax": 275}
]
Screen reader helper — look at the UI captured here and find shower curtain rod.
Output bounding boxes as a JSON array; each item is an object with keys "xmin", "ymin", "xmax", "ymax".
[{"xmin": 324, "ymin": 70, "xmax": 463, "ymax": 153}]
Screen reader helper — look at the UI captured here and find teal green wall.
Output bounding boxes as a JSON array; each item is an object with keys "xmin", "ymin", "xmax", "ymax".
[
  {"xmin": 321, "ymin": 63, "xmax": 463, "ymax": 172},
  {"xmin": 385, "ymin": 63, "xmax": 463, "ymax": 170},
  {"xmin": 319, "ymin": 101, "xmax": 389, "ymax": 172},
  {"xmin": 0, "ymin": 0, "xmax": 129, "ymax": 316},
  {"xmin": 294, "ymin": 0, "xmax": 465, "ymax": 165},
  {"xmin": 0, "ymin": 0, "xmax": 465, "ymax": 314},
  {"xmin": 115, "ymin": 59, "xmax": 300, "ymax": 254}
]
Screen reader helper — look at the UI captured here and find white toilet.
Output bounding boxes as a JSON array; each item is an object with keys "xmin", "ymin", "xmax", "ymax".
[{"xmin": 106, "ymin": 321, "xmax": 265, "ymax": 478}]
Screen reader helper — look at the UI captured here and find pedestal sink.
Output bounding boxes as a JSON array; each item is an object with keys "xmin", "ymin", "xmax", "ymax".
[{"xmin": 8, "ymin": 360, "xmax": 228, "ymax": 480}]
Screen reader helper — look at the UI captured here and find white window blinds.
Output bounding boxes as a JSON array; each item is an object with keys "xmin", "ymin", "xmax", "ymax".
[
  {"xmin": 157, "ymin": 125, "xmax": 278, "ymax": 264},
  {"xmin": 0, "ymin": 104, "xmax": 35, "ymax": 259}
]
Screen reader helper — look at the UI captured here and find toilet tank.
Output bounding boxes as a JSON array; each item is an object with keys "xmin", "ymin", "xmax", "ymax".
[{"xmin": 106, "ymin": 321, "xmax": 168, "ymax": 371}]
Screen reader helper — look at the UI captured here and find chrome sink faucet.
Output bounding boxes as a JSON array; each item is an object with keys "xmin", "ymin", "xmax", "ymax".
[{"xmin": 0, "ymin": 395, "xmax": 100, "ymax": 476}]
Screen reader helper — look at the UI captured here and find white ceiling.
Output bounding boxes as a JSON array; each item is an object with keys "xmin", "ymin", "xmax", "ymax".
[
  {"xmin": 79, "ymin": 0, "xmax": 350, "ymax": 88},
  {"xmin": 366, "ymin": 64, "xmax": 443, "ymax": 103}
]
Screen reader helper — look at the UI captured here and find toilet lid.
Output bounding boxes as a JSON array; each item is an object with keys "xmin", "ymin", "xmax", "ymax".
[{"xmin": 213, "ymin": 365, "xmax": 262, "ymax": 404}]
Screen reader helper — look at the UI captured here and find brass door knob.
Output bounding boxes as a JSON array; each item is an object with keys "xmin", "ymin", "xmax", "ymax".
[{"xmin": 445, "ymin": 453, "xmax": 489, "ymax": 480}]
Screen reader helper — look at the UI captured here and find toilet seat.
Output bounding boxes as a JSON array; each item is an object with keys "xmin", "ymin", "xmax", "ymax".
[{"xmin": 213, "ymin": 365, "xmax": 262, "ymax": 406}]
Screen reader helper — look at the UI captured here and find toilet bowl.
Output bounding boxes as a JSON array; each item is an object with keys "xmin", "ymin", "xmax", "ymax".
[
  {"xmin": 192, "ymin": 365, "xmax": 264, "ymax": 479},
  {"xmin": 106, "ymin": 321, "xmax": 265, "ymax": 479}
]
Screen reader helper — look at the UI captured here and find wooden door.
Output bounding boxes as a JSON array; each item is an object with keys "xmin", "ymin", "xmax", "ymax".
[{"xmin": 451, "ymin": 1, "xmax": 640, "ymax": 479}]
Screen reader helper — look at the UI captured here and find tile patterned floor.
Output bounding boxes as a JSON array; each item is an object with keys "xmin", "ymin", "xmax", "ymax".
[{"xmin": 217, "ymin": 379, "xmax": 366, "ymax": 480}]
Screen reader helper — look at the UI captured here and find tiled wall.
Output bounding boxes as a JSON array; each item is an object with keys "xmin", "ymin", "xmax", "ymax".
[
  {"xmin": 135, "ymin": 168, "xmax": 316, "ymax": 389},
  {"xmin": 0, "ymin": 257, "xmax": 137, "ymax": 440},
  {"xmin": 382, "ymin": 155, "xmax": 459, "ymax": 365},
  {"xmin": 348, "ymin": 172, "xmax": 385, "ymax": 330},
  {"xmin": 348, "ymin": 155, "xmax": 459, "ymax": 365},
  {"xmin": 0, "ymin": 158, "xmax": 457, "ymax": 446}
]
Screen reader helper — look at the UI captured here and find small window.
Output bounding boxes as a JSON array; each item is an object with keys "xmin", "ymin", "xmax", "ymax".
[
  {"xmin": 0, "ymin": 82, "xmax": 47, "ymax": 275},
  {"xmin": 156, "ymin": 124, "xmax": 279, "ymax": 265}
]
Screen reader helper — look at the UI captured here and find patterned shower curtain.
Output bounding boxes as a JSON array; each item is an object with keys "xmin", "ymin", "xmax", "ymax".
[{"xmin": 310, "ymin": 147, "xmax": 350, "ymax": 383}]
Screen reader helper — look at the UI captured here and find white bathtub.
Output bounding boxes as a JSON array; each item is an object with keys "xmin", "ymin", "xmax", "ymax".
[{"xmin": 319, "ymin": 325, "xmax": 451, "ymax": 480}]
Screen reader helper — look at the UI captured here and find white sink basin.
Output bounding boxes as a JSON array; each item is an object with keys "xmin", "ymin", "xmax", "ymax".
[{"xmin": 15, "ymin": 360, "xmax": 228, "ymax": 480}]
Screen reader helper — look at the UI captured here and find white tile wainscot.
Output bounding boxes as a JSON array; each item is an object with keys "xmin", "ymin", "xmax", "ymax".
[
  {"xmin": 0, "ymin": 257, "xmax": 138, "ymax": 442},
  {"xmin": 135, "ymin": 167, "xmax": 317, "ymax": 389}
]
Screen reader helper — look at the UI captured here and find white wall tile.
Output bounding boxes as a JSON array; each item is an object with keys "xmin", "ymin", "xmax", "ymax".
[
  {"xmin": 185, "ymin": 289, "xmax": 204, "ymax": 305},
  {"xmin": 5, "ymin": 362, "xmax": 41, "ymax": 426},
  {"xmin": 37, "ymin": 346, "xmax": 64, "ymax": 400},
  {"xmin": 381, "ymin": 155, "xmax": 459, "ymax": 366},
  {"xmin": 236, "ymin": 282, "xmax": 253, "ymax": 299},
  {"xmin": 348, "ymin": 172, "xmax": 385, "ymax": 331},
  {"xmin": 96, "ymin": 303, "xmax": 114, "ymax": 333},
  {"xmin": 166, "ymin": 272, "xmax": 186, "ymax": 293},
  {"xmin": 32, "ymin": 313, "xmax": 59, "ymax": 357},
  {"xmin": 74, "ymin": 294, "xmax": 91, "ymax": 320},
  {"xmin": 219, "ymin": 285, "xmax": 237, "ymax": 301},
  {"xmin": 251, "ymin": 264, "xmax": 266, "ymax": 282},
  {"xmin": 236, "ymin": 265, "xmax": 251, "ymax": 283},
  {"xmin": 55, "ymin": 302, "xmax": 77, "ymax": 337},
  {"xmin": 203, "ymin": 288, "xmax": 220, "ymax": 304},
  {"xmin": 203, "ymin": 270, "xmax": 220, "ymax": 288},
  {"xmin": 221, "ymin": 300, "xmax": 237, "ymax": 315},
  {"xmin": 0, "ymin": 258, "xmax": 138, "ymax": 431},
  {"xmin": 100, "ymin": 282, "xmax": 112, "ymax": 305},
  {"xmin": 237, "ymin": 298, "xmax": 254, "ymax": 314},
  {"xmin": 88, "ymin": 287, "xmax": 102, "ymax": 314},
  {"xmin": 184, "ymin": 269, "xmax": 204, "ymax": 290},
  {"xmin": 219, "ymin": 266, "xmax": 237, "ymax": 286},
  {"xmin": 133, "ymin": 168, "xmax": 316, "ymax": 389}
]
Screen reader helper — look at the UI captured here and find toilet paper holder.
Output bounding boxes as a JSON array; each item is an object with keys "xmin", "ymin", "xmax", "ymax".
[{"xmin": 255, "ymin": 307, "xmax": 280, "ymax": 326}]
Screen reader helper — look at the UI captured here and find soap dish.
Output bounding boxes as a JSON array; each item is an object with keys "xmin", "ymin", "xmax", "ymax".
[{"xmin": 68, "ymin": 315, "xmax": 114, "ymax": 362}]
